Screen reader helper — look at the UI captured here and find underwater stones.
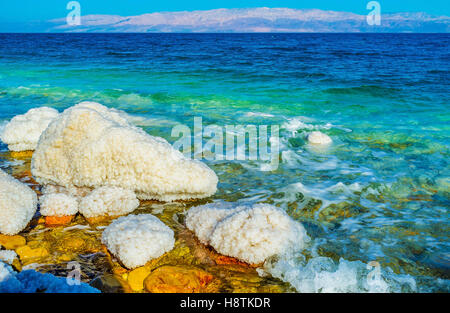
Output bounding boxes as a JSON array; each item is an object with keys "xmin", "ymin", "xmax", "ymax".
[
  {"xmin": 39, "ymin": 193, "xmax": 79, "ymax": 217},
  {"xmin": 102, "ymin": 214, "xmax": 175, "ymax": 269},
  {"xmin": 0, "ymin": 234, "xmax": 26, "ymax": 250},
  {"xmin": 307, "ymin": 131, "xmax": 332, "ymax": 145},
  {"xmin": 0, "ymin": 170, "xmax": 37, "ymax": 235},
  {"xmin": 143, "ymin": 265, "xmax": 215, "ymax": 293},
  {"xmin": 79, "ymin": 186, "xmax": 139, "ymax": 218},
  {"xmin": 31, "ymin": 101, "xmax": 218, "ymax": 201},
  {"xmin": 0, "ymin": 261, "xmax": 99, "ymax": 293},
  {"xmin": 186, "ymin": 203, "xmax": 310, "ymax": 264},
  {"xmin": 0, "ymin": 107, "xmax": 59, "ymax": 151}
]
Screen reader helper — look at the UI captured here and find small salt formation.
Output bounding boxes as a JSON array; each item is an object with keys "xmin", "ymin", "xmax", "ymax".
[
  {"xmin": 102, "ymin": 214, "xmax": 175, "ymax": 269},
  {"xmin": 79, "ymin": 186, "xmax": 139, "ymax": 218},
  {"xmin": 0, "ymin": 170, "xmax": 37, "ymax": 235},
  {"xmin": 0, "ymin": 107, "xmax": 59, "ymax": 151},
  {"xmin": 31, "ymin": 102, "xmax": 218, "ymax": 201},
  {"xmin": 39, "ymin": 193, "xmax": 79, "ymax": 217},
  {"xmin": 186, "ymin": 203, "xmax": 309, "ymax": 264},
  {"xmin": 41, "ymin": 184, "xmax": 91, "ymax": 201},
  {"xmin": 0, "ymin": 261, "xmax": 99, "ymax": 293},
  {"xmin": 307, "ymin": 131, "xmax": 332, "ymax": 145}
]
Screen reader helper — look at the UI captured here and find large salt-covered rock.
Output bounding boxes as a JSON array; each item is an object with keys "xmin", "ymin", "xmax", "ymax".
[
  {"xmin": 186, "ymin": 203, "xmax": 309, "ymax": 264},
  {"xmin": 185, "ymin": 202, "xmax": 239, "ymax": 245},
  {"xmin": 39, "ymin": 193, "xmax": 78, "ymax": 217},
  {"xmin": 0, "ymin": 170, "xmax": 37, "ymax": 235},
  {"xmin": 102, "ymin": 214, "xmax": 175, "ymax": 269},
  {"xmin": 79, "ymin": 186, "xmax": 139, "ymax": 218},
  {"xmin": 0, "ymin": 107, "xmax": 59, "ymax": 151},
  {"xmin": 31, "ymin": 102, "xmax": 218, "ymax": 201}
]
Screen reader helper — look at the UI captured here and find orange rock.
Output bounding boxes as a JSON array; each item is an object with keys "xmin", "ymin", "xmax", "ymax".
[
  {"xmin": 0, "ymin": 234, "xmax": 26, "ymax": 250},
  {"xmin": 214, "ymin": 255, "xmax": 251, "ymax": 267},
  {"xmin": 45, "ymin": 215, "xmax": 74, "ymax": 226},
  {"xmin": 16, "ymin": 245, "xmax": 49, "ymax": 261},
  {"xmin": 144, "ymin": 265, "xmax": 214, "ymax": 293}
]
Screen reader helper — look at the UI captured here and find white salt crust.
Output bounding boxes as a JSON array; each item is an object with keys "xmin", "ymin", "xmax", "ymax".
[
  {"xmin": 101, "ymin": 214, "xmax": 175, "ymax": 269},
  {"xmin": 186, "ymin": 203, "xmax": 310, "ymax": 264},
  {"xmin": 0, "ymin": 107, "xmax": 59, "ymax": 151},
  {"xmin": 307, "ymin": 131, "xmax": 332, "ymax": 145},
  {"xmin": 31, "ymin": 102, "xmax": 218, "ymax": 201},
  {"xmin": 41, "ymin": 184, "xmax": 91, "ymax": 200},
  {"xmin": 0, "ymin": 170, "xmax": 37, "ymax": 235},
  {"xmin": 39, "ymin": 193, "xmax": 79, "ymax": 217},
  {"xmin": 79, "ymin": 186, "xmax": 139, "ymax": 218}
]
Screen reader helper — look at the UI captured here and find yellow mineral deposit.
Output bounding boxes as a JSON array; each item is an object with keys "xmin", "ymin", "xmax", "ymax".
[{"xmin": 0, "ymin": 149, "xmax": 289, "ymax": 293}]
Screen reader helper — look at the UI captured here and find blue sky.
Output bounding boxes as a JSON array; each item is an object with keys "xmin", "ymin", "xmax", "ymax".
[{"xmin": 0, "ymin": 0, "xmax": 449, "ymax": 22}]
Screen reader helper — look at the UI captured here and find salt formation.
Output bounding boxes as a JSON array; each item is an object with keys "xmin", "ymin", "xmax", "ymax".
[
  {"xmin": 307, "ymin": 131, "xmax": 332, "ymax": 145},
  {"xmin": 79, "ymin": 186, "xmax": 139, "ymax": 218},
  {"xmin": 0, "ymin": 261, "xmax": 99, "ymax": 293},
  {"xmin": 0, "ymin": 107, "xmax": 59, "ymax": 151},
  {"xmin": 0, "ymin": 250, "xmax": 17, "ymax": 265},
  {"xmin": 39, "ymin": 193, "xmax": 78, "ymax": 217},
  {"xmin": 186, "ymin": 203, "xmax": 309, "ymax": 264},
  {"xmin": 31, "ymin": 102, "xmax": 218, "ymax": 201},
  {"xmin": 102, "ymin": 214, "xmax": 175, "ymax": 269},
  {"xmin": 0, "ymin": 170, "xmax": 37, "ymax": 235}
]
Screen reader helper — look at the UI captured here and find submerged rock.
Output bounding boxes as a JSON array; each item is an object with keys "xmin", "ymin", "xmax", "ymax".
[
  {"xmin": 144, "ymin": 265, "xmax": 216, "ymax": 293},
  {"xmin": 39, "ymin": 193, "xmax": 79, "ymax": 217},
  {"xmin": 31, "ymin": 102, "xmax": 218, "ymax": 201}
]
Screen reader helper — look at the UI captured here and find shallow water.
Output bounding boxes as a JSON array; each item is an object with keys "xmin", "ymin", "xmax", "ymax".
[{"xmin": 0, "ymin": 33, "xmax": 449, "ymax": 292}]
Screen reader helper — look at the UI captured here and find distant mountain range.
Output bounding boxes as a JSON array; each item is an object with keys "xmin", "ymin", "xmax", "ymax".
[{"xmin": 5, "ymin": 8, "xmax": 450, "ymax": 33}]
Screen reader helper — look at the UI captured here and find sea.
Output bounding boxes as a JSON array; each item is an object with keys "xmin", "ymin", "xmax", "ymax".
[{"xmin": 0, "ymin": 33, "xmax": 448, "ymax": 292}]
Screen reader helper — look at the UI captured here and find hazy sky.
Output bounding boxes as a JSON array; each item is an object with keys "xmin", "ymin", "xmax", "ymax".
[{"xmin": 0, "ymin": 0, "xmax": 449, "ymax": 22}]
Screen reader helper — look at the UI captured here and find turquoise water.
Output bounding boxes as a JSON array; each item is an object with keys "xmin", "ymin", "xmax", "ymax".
[{"xmin": 0, "ymin": 33, "xmax": 448, "ymax": 292}]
